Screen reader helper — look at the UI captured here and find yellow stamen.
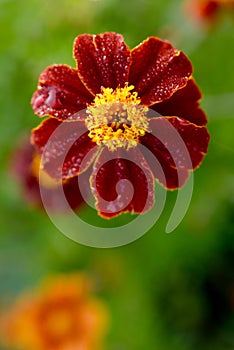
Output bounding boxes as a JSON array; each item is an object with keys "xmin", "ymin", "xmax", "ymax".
[{"xmin": 86, "ymin": 84, "xmax": 149, "ymax": 151}]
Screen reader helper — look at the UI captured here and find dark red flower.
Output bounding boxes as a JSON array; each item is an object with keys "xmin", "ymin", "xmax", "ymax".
[
  {"xmin": 184, "ymin": 0, "xmax": 234, "ymax": 25},
  {"xmin": 31, "ymin": 32, "xmax": 210, "ymax": 218},
  {"xmin": 12, "ymin": 138, "xmax": 85, "ymax": 212}
]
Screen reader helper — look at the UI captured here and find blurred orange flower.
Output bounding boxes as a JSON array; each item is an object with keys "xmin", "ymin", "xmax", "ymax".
[
  {"xmin": 184, "ymin": 0, "xmax": 234, "ymax": 25},
  {"xmin": 0, "ymin": 274, "xmax": 108, "ymax": 350}
]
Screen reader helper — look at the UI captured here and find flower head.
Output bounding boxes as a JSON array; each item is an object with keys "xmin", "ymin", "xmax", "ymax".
[
  {"xmin": 31, "ymin": 32, "xmax": 210, "ymax": 218},
  {"xmin": 0, "ymin": 273, "xmax": 108, "ymax": 350},
  {"xmin": 11, "ymin": 138, "xmax": 85, "ymax": 211},
  {"xmin": 184, "ymin": 0, "xmax": 234, "ymax": 25}
]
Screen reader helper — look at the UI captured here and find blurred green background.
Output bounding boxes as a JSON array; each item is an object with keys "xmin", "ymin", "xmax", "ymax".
[{"xmin": 0, "ymin": 0, "xmax": 234, "ymax": 349}]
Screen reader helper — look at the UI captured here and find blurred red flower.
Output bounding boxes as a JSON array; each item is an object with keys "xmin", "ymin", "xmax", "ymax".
[
  {"xmin": 0, "ymin": 273, "xmax": 108, "ymax": 350},
  {"xmin": 184, "ymin": 0, "xmax": 234, "ymax": 25},
  {"xmin": 31, "ymin": 32, "xmax": 210, "ymax": 218},
  {"xmin": 12, "ymin": 138, "xmax": 85, "ymax": 211}
]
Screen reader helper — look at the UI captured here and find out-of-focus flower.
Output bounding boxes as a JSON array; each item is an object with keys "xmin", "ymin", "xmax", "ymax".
[
  {"xmin": 31, "ymin": 32, "xmax": 209, "ymax": 218},
  {"xmin": 11, "ymin": 138, "xmax": 86, "ymax": 211},
  {"xmin": 0, "ymin": 273, "xmax": 108, "ymax": 350},
  {"xmin": 184, "ymin": 0, "xmax": 234, "ymax": 26}
]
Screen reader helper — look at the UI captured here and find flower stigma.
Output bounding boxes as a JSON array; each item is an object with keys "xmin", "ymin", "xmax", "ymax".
[{"xmin": 86, "ymin": 84, "xmax": 149, "ymax": 151}]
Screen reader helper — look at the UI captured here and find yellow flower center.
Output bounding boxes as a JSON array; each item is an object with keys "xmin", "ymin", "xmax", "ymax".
[
  {"xmin": 86, "ymin": 84, "xmax": 149, "ymax": 151},
  {"xmin": 45, "ymin": 308, "xmax": 74, "ymax": 339}
]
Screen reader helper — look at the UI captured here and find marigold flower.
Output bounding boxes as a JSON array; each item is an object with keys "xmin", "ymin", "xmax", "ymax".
[
  {"xmin": 31, "ymin": 32, "xmax": 210, "ymax": 218},
  {"xmin": 0, "ymin": 274, "xmax": 108, "ymax": 350},
  {"xmin": 11, "ymin": 138, "xmax": 85, "ymax": 211},
  {"xmin": 184, "ymin": 0, "xmax": 234, "ymax": 25}
]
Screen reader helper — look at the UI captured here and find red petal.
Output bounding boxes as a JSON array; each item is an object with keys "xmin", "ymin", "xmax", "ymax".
[
  {"xmin": 90, "ymin": 147, "xmax": 154, "ymax": 218},
  {"xmin": 129, "ymin": 37, "xmax": 192, "ymax": 106},
  {"xmin": 31, "ymin": 118, "xmax": 98, "ymax": 180},
  {"xmin": 140, "ymin": 131, "xmax": 189, "ymax": 189},
  {"xmin": 31, "ymin": 64, "xmax": 93, "ymax": 121},
  {"xmin": 152, "ymin": 79, "xmax": 207, "ymax": 126},
  {"xmin": 41, "ymin": 174, "xmax": 87, "ymax": 212},
  {"xmin": 140, "ymin": 117, "xmax": 210, "ymax": 189},
  {"xmin": 73, "ymin": 32, "xmax": 131, "ymax": 95},
  {"xmin": 62, "ymin": 170, "xmax": 90, "ymax": 211}
]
